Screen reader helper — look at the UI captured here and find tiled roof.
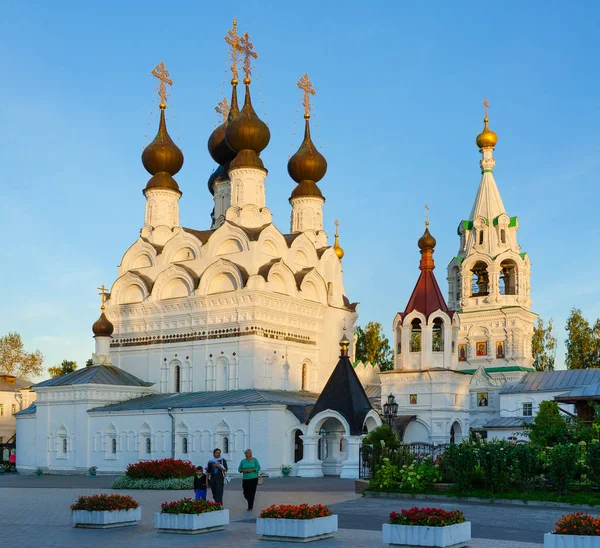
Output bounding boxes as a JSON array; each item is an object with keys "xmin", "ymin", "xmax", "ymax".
[
  {"xmin": 33, "ymin": 365, "xmax": 153, "ymax": 388},
  {"xmin": 483, "ymin": 416, "xmax": 534, "ymax": 429},
  {"xmin": 500, "ymin": 370, "xmax": 600, "ymax": 394}
]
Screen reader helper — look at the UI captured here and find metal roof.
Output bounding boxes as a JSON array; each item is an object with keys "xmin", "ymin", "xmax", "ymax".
[
  {"xmin": 88, "ymin": 389, "xmax": 319, "ymax": 422},
  {"xmin": 500, "ymin": 370, "xmax": 600, "ymax": 394},
  {"xmin": 0, "ymin": 375, "xmax": 32, "ymax": 392},
  {"xmin": 14, "ymin": 403, "xmax": 36, "ymax": 416},
  {"xmin": 483, "ymin": 417, "xmax": 534, "ymax": 429},
  {"xmin": 33, "ymin": 365, "xmax": 153, "ymax": 388},
  {"xmin": 555, "ymin": 382, "xmax": 600, "ymax": 402}
]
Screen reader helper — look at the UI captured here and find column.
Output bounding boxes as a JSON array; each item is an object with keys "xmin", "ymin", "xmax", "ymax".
[
  {"xmin": 340, "ymin": 435, "xmax": 362, "ymax": 479},
  {"xmin": 321, "ymin": 432, "xmax": 343, "ymax": 476},
  {"xmin": 295, "ymin": 435, "xmax": 323, "ymax": 478}
]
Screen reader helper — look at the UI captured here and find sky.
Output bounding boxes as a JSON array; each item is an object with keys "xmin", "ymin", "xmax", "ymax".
[{"xmin": 1, "ymin": 0, "xmax": 600, "ymax": 378}]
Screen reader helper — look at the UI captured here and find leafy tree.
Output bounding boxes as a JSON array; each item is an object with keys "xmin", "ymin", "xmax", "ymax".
[
  {"xmin": 0, "ymin": 332, "xmax": 44, "ymax": 379},
  {"xmin": 47, "ymin": 360, "xmax": 77, "ymax": 378},
  {"xmin": 532, "ymin": 317, "xmax": 557, "ymax": 371},
  {"xmin": 526, "ymin": 400, "xmax": 571, "ymax": 446},
  {"xmin": 565, "ymin": 308, "xmax": 599, "ymax": 369},
  {"xmin": 361, "ymin": 424, "xmax": 400, "ymax": 450},
  {"xmin": 355, "ymin": 322, "xmax": 393, "ymax": 371}
]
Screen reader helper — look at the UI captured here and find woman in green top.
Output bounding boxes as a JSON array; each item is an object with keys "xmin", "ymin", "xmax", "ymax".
[{"xmin": 238, "ymin": 448, "xmax": 261, "ymax": 510}]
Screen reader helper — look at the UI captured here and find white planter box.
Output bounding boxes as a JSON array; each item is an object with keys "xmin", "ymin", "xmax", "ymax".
[
  {"xmin": 154, "ymin": 509, "xmax": 229, "ymax": 534},
  {"xmin": 382, "ymin": 522, "xmax": 471, "ymax": 548},
  {"xmin": 256, "ymin": 515, "xmax": 338, "ymax": 543},
  {"xmin": 71, "ymin": 507, "xmax": 141, "ymax": 529},
  {"xmin": 544, "ymin": 533, "xmax": 600, "ymax": 548}
]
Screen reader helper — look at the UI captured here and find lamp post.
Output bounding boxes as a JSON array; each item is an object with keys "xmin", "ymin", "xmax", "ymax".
[{"xmin": 383, "ymin": 394, "xmax": 398, "ymax": 427}]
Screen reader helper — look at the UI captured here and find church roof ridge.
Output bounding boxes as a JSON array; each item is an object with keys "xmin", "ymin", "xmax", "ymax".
[{"xmin": 33, "ymin": 365, "xmax": 154, "ymax": 388}]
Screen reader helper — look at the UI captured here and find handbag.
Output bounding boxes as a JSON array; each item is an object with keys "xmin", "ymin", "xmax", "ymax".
[
  {"xmin": 257, "ymin": 474, "xmax": 264, "ymax": 486},
  {"xmin": 223, "ymin": 472, "xmax": 231, "ymax": 484}
]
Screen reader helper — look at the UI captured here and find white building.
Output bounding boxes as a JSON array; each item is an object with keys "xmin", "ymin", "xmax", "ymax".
[
  {"xmin": 15, "ymin": 29, "xmax": 380, "ymax": 477},
  {"xmin": 0, "ymin": 375, "xmax": 35, "ymax": 445}
]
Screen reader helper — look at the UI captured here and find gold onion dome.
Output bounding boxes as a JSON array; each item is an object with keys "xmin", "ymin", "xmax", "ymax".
[
  {"xmin": 92, "ymin": 312, "xmax": 114, "ymax": 338},
  {"xmin": 418, "ymin": 226, "xmax": 436, "ymax": 251},
  {"xmin": 225, "ymin": 83, "xmax": 270, "ymax": 170},
  {"xmin": 476, "ymin": 117, "xmax": 498, "ymax": 149},
  {"xmin": 288, "ymin": 116, "xmax": 327, "ymax": 199},
  {"xmin": 333, "ymin": 231, "xmax": 344, "ymax": 260},
  {"xmin": 142, "ymin": 105, "xmax": 184, "ymax": 195},
  {"xmin": 207, "ymin": 86, "xmax": 240, "ymax": 166}
]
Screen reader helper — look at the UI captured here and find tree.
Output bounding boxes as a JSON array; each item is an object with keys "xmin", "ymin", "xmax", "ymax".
[
  {"xmin": 532, "ymin": 317, "xmax": 557, "ymax": 371},
  {"xmin": 47, "ymin": 360, "xmax": 77, "ymax": 378},
  {"xmin": 526, "ymin": 400, "xmax": 571, "ymax": 447},
  {"xmin": 0, "ymin": 332, "xmax": 44, "ymax": 379},
  {"xmin": 355, "ymin": 322, "xmax": 393, "ymax": 371},
  {"xmin": 565, "ymin": 308, "xmax": 599, "ymax": 369},
  {"xmin": 361, "ymin": 424, "xmax": 400, "ymax": 450}
]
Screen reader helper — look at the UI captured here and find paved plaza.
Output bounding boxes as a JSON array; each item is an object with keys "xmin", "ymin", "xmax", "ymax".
[{"xmin": 0, "ymin": 475, "xmax": 571, "ymax": 547}]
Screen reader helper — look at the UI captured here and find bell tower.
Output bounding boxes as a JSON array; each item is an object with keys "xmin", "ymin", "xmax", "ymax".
[{"xmin": 447, "ymin": 101, "xmax": 536, "ymax": 376}]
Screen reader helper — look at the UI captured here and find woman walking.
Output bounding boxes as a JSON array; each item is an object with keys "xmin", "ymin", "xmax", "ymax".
[
  {"xmin": 238, "ymin": 448, "xmax": 261, "ymax": 511},
  {"xmin": 207, "ymin": 448, "xmax": 228, "ymax": 504}
]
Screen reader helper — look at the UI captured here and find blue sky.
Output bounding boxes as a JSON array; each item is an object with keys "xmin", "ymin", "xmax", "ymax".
[{"xmin": 1, "ymin": 1, "xmax": 599, "ymax": 377}]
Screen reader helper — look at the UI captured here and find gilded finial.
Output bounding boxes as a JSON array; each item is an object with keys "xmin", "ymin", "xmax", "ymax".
[
  {"xmin": 97, "ymin": 284, "xmax": 108, "ymax": 311},
  {"xmin": 297, "ymin": 73, "xmax": 315, "ymax": 119},
  {"xmin": 339, "ymin": 325, "xmax": 350, "ymax": 356},
  {"xmin": 151, "ymin": 61, "xmax": 173, "ymax": 110},
  {"xmin": 237, "ymin": 31, "xmax": 257, "ymax": 84},
  {"xmin": 483, "ymin": 97, "xmax": 490, "ymax": 120},
  {"xmin": 224, "ymin": 19, "xmax": 241, "ymax": 85},
  {"xmin": 215, "ymin": 97, "xmax": 230, "ymax": 124},
  {"xmin": 425, "ymin": 203, "xmax": 429, "ymax": 227},
  {"xmin": 476, "ymin": 97, "xmax": 498, "ymax": 149},
  {"xmin": 333, "ymin": 219, "xmax": 345, "ymax": 260}
]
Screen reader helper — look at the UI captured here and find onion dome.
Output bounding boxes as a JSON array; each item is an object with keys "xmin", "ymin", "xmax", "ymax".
[
  {"xmin": 207, "ymin": 163, "xmax": 229, "ymax": 195},
  {"xmin": 92, "ymin": 312, "xmax": 114, "ymax": 338},
  {"xmin": 288, "ymin": 116, "xmax": 327, "ymax": 200},
  {"xmin": 418, "ymin": 226, "xmax": 436, "ymax": 251},
  {"xmin": 142, "ymin": 105, "xmax": 184, "ymax": 195},
  {"xmin": 207, "ymin": 85, "xmax": 240, "ymax": 166},
  {"xmin": 333, "ymin": 224, "xmax": 344, "ymax": 260},
  {"xmin": 225, "ymin": 83, "xmax": 270, "ymax": 170},
  {"xmin": 476, "ymin": 117, "xmax": 498, "ymax": 149}
]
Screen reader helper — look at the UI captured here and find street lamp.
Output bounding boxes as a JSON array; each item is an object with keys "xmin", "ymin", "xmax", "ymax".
[{"xmin": 383, "ymin": 394, "xmax": 398, "ymax": 427}]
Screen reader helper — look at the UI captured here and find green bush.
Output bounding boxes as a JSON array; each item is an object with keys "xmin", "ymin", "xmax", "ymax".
[
  {"xmin": 476, "ymin": 439, "xmax": 513, "ymax": 493},
  {"xmin": 548, "ymin": 444, "xmax": 578, "ymax": 495},
  {"xmin": 369, "ymin": 458, "xmax": 400, "ymax": 490},
  {"xmin": 444, "ymin": 441, "xmax": 477, "ymax": 492},
  {"xmin": 112, "ymin": 475, "xmax": 194, "ymax": 490},
  {"xmin": 362, "ymin": 424, "xmax": 400, "ymax": 450},
  {"xmin": 399, "ymin": 456, "xmax": 441, "ymax": 492},
  {"xmin": 587, "ymin": 441, "xmax": 600, "ymax": 485},
  {"xmin": 510, "ymin": 442, "xmax": 541, "ymax": 489}
]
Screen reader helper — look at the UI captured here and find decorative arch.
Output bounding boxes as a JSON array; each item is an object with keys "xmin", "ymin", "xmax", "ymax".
[
  {"xmin": 290, "ymin": 233, "xmax": 319, "ymax": 265},
  {"xmin": 306, "ymin": 409, "xmax": 351, "ymax": 437},
  {"xmin": 215, "ymin": 356, "xmax": 229, "ymax": 391},
  {"xmin": 119, "ymin": 238, "xmax": 158, "ymax": 273},
  {"xmin": 198, "ymin": 259, "xmax": 247, "ymax": 295},
  {"xmin": 299, "ymin": 269, "xmax": 328, "ymax": 304},
  {"xmin": 363, "ymin": 410, "xmax": 382, "ymax": 432},
  {"xmin": 111, "ymin": 271, "xmax": 151, "ymax": 305},
  {"xmin": 153, "ymin": 264, "xmax": 196, "ymax": 300},
  {"xmin": 499, "ymin": 259, "xmax": 518, "ymax": 295},
  {"xmin": 264, "ymin": 260, "xmax": 297, "ymax": 296},
  {"xmin": 403, "ymin": 419, "xmax": 430, "ymax": 443},
  {"xmin": 257, "ymin": 225, "xmax": 288, "ymax": 257},
  {"xmin": 209, "ymin": 223, "xmax": 251, "ymax": 256},
  {"xmin": 162, "ymin": 230, "xmax": 203, "ymax": 264},
  {"xmin": 470, "ymin": 260, "xmax": 490, "ymax": 297}
]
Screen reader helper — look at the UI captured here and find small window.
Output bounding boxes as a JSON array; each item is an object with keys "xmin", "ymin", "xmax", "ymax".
[
  {"xmin": 145, "ymin": 437, "xmax": 152, "ymax": 454},
  {"xmin": 410, "ymin": 319, "xmax": 422, "ymax": 352},
  {"xmin": 175, "ymin": 364, "xmax": 181, "ymax": 393},
  {"xmin": 223, "ymin": 436, "xmax": 229, "ymax": 454},
  {"xmin": 62, "ymin": 438, "xmax": 68, "ymax": 454},
  {"xmin": 479, "ymin": 230, "xmax": 484, "ymax": 245},
  {"xmin": 182, "ymin": 437, "xmax": 188, "ymax": 454},
  {"xmin": 432, "ymin": 318, "xmax": 444, "ymax": 352},
  {"xmin": 0, "ymin": 404, "xmax": 4, "ymax": 417},
  {"xmin": 11, "ymin": 404, "xmax": 17, "ymax": 415},
  {"xmin": 501, "ymin": 229, "xmax": 506, "ymax": 244},
  {"xmin": 111, "ymin": 438, "xmax": 117, "ymax": 454},
  {"xmin": 522, "ymin": 402, "xmax": 533, "ymax": 417},
  {"xmin": 397, "ymin": 342, "xmax": 401, "ymax": 354}
]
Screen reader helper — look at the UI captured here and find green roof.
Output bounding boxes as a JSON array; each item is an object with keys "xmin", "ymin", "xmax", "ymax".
[
  {"xmin": 492, "ymin": 215, "xmax": 518, "ymax": 227},
  {"xmin": 457, "ymin": 220, "xmax": 473, "ymax": 235},
  {"xmin": 520, "ymin": 251, "xmax": 528, "ymax": 260}
]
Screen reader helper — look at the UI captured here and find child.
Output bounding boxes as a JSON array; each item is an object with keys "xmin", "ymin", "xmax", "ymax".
[{"xmin": 194, "ymin": 466, "xmax": 208, "ymax": 501}]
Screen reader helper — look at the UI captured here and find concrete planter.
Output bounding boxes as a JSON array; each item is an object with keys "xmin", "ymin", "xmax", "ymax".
[
  {"xmin": 154, "ymin": 509, "xmax": 229, "ymax": 534},
  {"xmin": 382, "ymin": 522, "xmax": 471, "ymax": 547},
  {"xmin": 544, "ymin": 533, "xmax": 600, "ymax": 547},
  {"xmin": 71, "ymin": 507, "xmax": 141, "ymax": 529},
  {"xmin": 256, "ymin": 515, "xmax": 338, "ymax": 542}
]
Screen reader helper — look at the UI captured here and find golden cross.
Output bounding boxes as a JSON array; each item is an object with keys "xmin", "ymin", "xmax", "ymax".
[
  {"xmin": 224, "ymin": 19, "xmax": 241, "ymax": 84},
  {"xmin": 297, "ymin": 73, "xmax": 316, "ymax": 118},
  {"xmin": 151, "ymin": 61, "xmax": 173, "ymax": 108},
  {"xmin": 425, "ymin": 203, "xmax": 429, "ymax": 227},
  {"xmin": 483, "ymin": 97, "xmax": 490, "ymax": 119},
  {"xmin": 215, "ymin": 97, "xmax": 229, "ymax": 124},
  {"xmin": 334, "ymin": 218, "xmax": 340, "ymax": 236},
  {"xmin": 237, "ymin": 31, "xmax": 258, "ymax": 83},
  {"xmin": 97, "ymin": 285, "xmax": 108, "ymax": 310}
]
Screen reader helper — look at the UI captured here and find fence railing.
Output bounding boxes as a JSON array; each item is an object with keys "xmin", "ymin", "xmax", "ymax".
[
  {"xmin": 359, "ymin": 442, "xmax": 450, "ymax": 479},
  {"xmin": 0, "ymin": 443, "xmax": 16, "ymax": 465}
]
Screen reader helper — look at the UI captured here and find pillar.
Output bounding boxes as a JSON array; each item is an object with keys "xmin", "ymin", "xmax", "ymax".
[
  {"xmin": 321, "ymin": 432, "xmax": 343, "ymax": 476},
  {"xmin": 295, "ymin": 435, "xmax": 323, "ymax": 478},
  {"xmin": 340, "ymin": 435, "xmax": 362, "ymax": 479}
]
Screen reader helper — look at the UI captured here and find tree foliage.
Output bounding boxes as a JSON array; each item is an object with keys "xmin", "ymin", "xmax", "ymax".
[
  {"xmin": 355, "ymin": 321, "xmax": 393, "ymax": 371},
  {"xmin": 532, "ymin": 317, "xmax": 557, "ymax": 371},
  {"xmin": 48, "ymin": 360, "xmax": 77, "ymax": 378},
  {"xmin": 0, "ymin": 332, "xmax": 44, "ymax": 379},
  {"xmin": 565, "ymin": 308, "xmax": 600, "ymax": 369},
  {"xmin": 361, "ymin": 424, "xmax": 400, "ymax": 450},
  {"xmin": 527, "ymin": 400, "xmax": 572, "ymax": 446}
]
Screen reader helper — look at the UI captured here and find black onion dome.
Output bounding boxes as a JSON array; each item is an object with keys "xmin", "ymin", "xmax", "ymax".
[
  {"xmin": 92, "ymin": 312, "xmax": 114, "ymax": 337},
  {"xmin": 142, "ymin": 107, "xmax": 184, "ymax": 176},
  {"xmin": 418, "ymin": 227, "xmax": 436, "ymax": 251},
  {"xmin": 288, "ymin": 117, "xmax": 327, "ymax": 185},
  {"xmin": 225, "ymin": 84, "xmax": 270, "ymax": 169},
  {"xmin": 207, "ymin": 85, "xmax": 241, "ymax": 165},
  {"xmin": 207, "ymin": 163, "xmax": 229, "ymax": 195}
]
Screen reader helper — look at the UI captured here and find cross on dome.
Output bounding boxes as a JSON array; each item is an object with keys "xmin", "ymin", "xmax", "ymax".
[
  {"xmin": 215, "ymin": 97, "xmax": 229, "ymax": 124},
  {"xmin": 297, "ymin": 73, "xmax": 316, "ymax": 119},
  {"xmin": 237, "ymin": 31, "xmax": 258, "ymax": 84},
  {"xmin": 151, "ymin": 61, "xmax": 173, "ymax": 109},
  {"xmin": 97, "ymin": 285, "xmax": 108, "ymax": 310},
  {"xmin": 224, "ymin": 19, "xmax": 241, "ymax": 84}
]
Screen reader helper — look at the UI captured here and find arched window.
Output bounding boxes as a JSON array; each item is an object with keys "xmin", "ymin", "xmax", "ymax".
[
  {"xmin": 111, "ymin": 438, "xmax": 117, "ymax": 454},
  {"xmin": 223, "ymin": 436, "xmax": 229, "ymax": 454},
  {"xmin": 182, "ymin": 437, "xmax": 188, "ymax": 454},
  {"xmin": 432, "ymin": 318, "xmax": 444, "ymax": 352},
  {"xmin": 145, "ymin": 437, "xmax": 152, "ymax": 454},
  {"xmin": 174, "ymin": 364, "xmax": 181, "ymax": 393},
  {"xmin": 479, "ymin": 230, "xmax": 484, "ymax": 245},
  {"xmin": 501, "ymin": 229, "xmax": 506, "ymax": 244},
  {"xmin": 301, "ymin": 363, "xmax": 307, "ymax": 391},
  {"xmin": 471, "ymin": 262, "xmax": 489, "ymax": 296},
  {"xmin": 62, "ymin": 438, "xmax": 67, "ymax": 454},
  {"xmin": 410, "ymin": 319, "xmax": 422, "ymax": 352},
  {"xmin": 500, "ymin": 260, "xmax": 517, "ymax": 295}
]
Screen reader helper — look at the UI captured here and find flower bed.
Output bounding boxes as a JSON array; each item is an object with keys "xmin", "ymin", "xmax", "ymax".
[
  {"xmin": 70, "ymin": 494, "xmax": 141, "ymax": 529},
  {"xmin": 154, "ymin": 498, "xmax": 228, "ymax": 534},
  {"xmin": 382, "ymin": 507, "xmax": 470, "ymax": 547},
  {"xmin": 112, "ymin": 476, "xmax": 193, "ymax": 490},
  {"xmin": 544, "ymin": 513, "xmax": 600, "ymax": 547},
  {"xmin": 257, "ymin": 504, "xmax": 337, "ymax": 542},
  {"xmin": 126, "ymin": 458, "xmax": 196, "ymax": 480}
]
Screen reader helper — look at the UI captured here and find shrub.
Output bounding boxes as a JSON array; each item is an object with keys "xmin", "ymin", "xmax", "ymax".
[
  {"xmin": 587, "ymin": 441, "xmax": 600, "ymax": 485},
  {"xmin": 527, "ymin": 401, "xmax": 572, "ymax": 447},
  {"xmin": 548, "ymin": 444, "xmax": 578, "ymax": 495},
  {"xmin": 389, "ymin": 507, "xmax": 466, "ymax": 527},
  {"xmin": 554, "ymin": 512, "xmax": 600, "ymax": 536},
  {"xmin": 369, "ymin": 458, "xmax": 400, "ymax": 490},
  {"xmin": 112, "ymin": 476, "xmax": 193, "ymax": 490},
  {"xmin": 259, "ymin": 504, "xmax": 332, "ymax": 520},
  {"xmin": 160, "ymin": 498, "xmax": 222, "ymax": 515},
  {"xmin": 476, "ymin": 439, "xmax": 513, "ymax": 493},
  {"xmin": 125, "ymin": 458, "xmax": 196, "ymax": 480},
  {"xmin": 362, "ymin": 424, "xmax": 400, "ymax": 450},
  {"xmin": 510, "ymin": 442, "xmax": 541, "ymax": 488},
  {"xmin": 444, "ymin": 441, "xmax": 477, "ymax": 492},
  {"xmin": 71, "ymin": 494, "xmax": 139, "ymax": 512},
  {"xmin": 399, "ymin": 456, "xmax": 441, "ymax": 492}
]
